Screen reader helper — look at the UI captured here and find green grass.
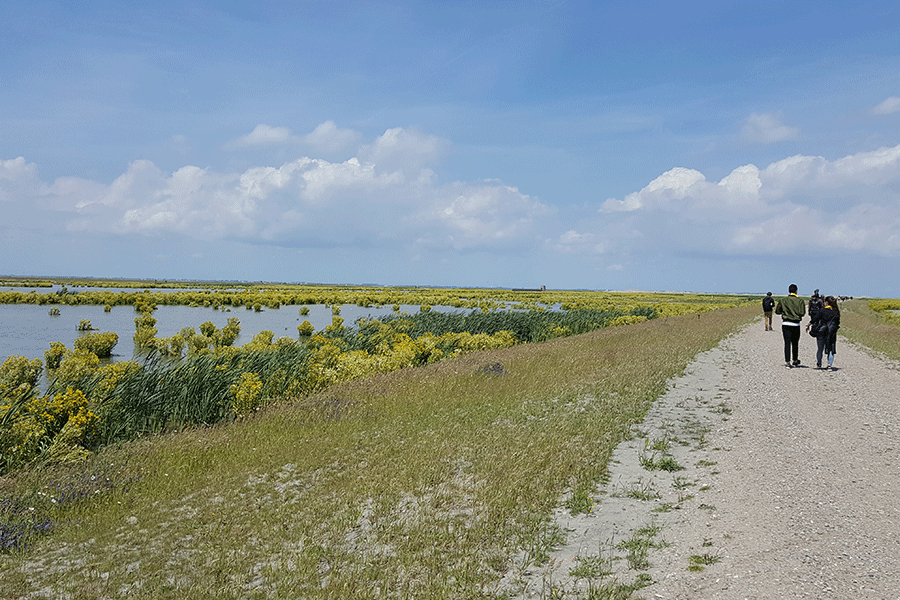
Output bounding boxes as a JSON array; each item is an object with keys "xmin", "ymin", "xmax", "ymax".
[
  {"xmin": 568, "ymin": 553, "xmax": 614, "ymax": 579},
  {"xmin": 638, "ymin": 453, "xmax": 684, "ymax": 472},
  {"xmin": 0, "ymin": 305, "xmax": 757, "ymax": 599},
  {"xmin": 839, "ymin": 299, "xmax": 900, "ymax": 362},
  {"xmin": 617, "ymin": 523, "xmax": 669, "ymax": 571},
  {"xmin": 622, "ymin": 480, "xmax": 660, "ymax": 501},
  {"xmin": 687, "ymin": 553, "xmax": 721, "ymax": 572}
]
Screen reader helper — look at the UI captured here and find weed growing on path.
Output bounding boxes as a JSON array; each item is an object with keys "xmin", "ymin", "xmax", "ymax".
[
  {"xmin": 569, "ymin": 551, "xmax": 615, "ymax": 579},
  {"xmin": 618, "ymin": 523, "xmax": 669, "ymax": 571},
  {"xmin": 639, "ymin": 453, "xmax": 685, "ymax": 472},
  {"xmin": 688, "ymin": 552, "xmax": 721, "ymax": 571},
  {"xmin": 621, "ymin": 479, "xmax": 661, "ymax": 501}
]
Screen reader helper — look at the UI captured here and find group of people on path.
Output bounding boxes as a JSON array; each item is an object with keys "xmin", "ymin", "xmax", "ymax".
[{"xmin": 762, "ymin": 285, "xmax": 841, "ymax": 370}]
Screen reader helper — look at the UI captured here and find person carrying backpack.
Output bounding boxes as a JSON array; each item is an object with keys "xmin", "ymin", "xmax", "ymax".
[
  {"xmin": 808, "ymin": 289, "xmax": 823, "ymax": 321},
  {"xmin": 762, "ymin": 291, "xmax": 775, "ymax": 331}
]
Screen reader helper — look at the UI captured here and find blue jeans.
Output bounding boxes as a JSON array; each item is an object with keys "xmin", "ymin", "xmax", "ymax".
[{"xmin": 816, "ymin": 336, "xmax": 835, "ymax": 367}]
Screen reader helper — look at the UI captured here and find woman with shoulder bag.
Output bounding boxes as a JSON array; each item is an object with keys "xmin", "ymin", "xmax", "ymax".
[{"xmin": 807, "ymin": 295, "xmax": 840, "ymax": 370}]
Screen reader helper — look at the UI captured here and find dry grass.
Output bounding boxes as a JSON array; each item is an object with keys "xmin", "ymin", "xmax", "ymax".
[{"xmin": 1, "ymin": 305, "xmax": 756, "ymax": 599}]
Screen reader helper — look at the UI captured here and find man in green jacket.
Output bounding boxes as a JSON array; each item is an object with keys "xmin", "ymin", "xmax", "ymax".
[{"xmin": 775, "ymin": 283, "xmax": 806, "ymax": 368}]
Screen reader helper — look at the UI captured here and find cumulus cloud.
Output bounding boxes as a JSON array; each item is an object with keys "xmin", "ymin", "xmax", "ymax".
[
  {"xmin": 224, "ymin": 124, "xmax": 296, "ymax": 149},
  {"xmin": 0, "ymin": 157, "xmax": 46, "ymax": 202},
  {"xmin": 741, "ymin": 112, "xmax": 800, "ymax": 143},
  {"xmin": 602, "ymin": 167, "xmax": 707, "ymax": 212},
  {"xmin": 1, "ymin": 127, "xmax": 552, "ymax": 254},
  {"xmin": 870, "ymin": 96, "xmax": 900, "ymax": 116},
  {"xmin": 303, "ymin": 121, "xmax": 362, "ymax": 154},
  {"xmin": 598, "ymin": 144, "xmax": 900, "ymax": 258},
  {"xmin": 6, "ymin": 126, "xmax": 900, "ymax": 281},
  {"xmin": 359, "ymin": 127, "xmax": 448, "ymax": 175},
  {"xmin": 433, "ymin": 182, "xmax": 553, "ymax": 250}
]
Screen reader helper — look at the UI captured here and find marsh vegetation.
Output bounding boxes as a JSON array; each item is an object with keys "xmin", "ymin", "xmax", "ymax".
[{"xmin": 2, "ymin": 283, "xmax": 897, "ymax": 599}]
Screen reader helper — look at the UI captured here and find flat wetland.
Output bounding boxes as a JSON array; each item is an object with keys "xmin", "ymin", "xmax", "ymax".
[{"xmin": 1, "ymin": 283, "xmax": 897, "ymax": 599}]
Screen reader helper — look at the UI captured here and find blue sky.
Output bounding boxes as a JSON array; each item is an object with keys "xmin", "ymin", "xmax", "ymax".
[{"xmin": 2, "ymin": 0, "xmax": 899, "ymax": 296}]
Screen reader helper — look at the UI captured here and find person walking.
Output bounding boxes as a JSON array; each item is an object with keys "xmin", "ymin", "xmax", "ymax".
[
  {"xmin": 775, "ymin": 283, "xmax": 806, "ymax": 368},
  {"xmin": 808, "ymin": 295, "xmax": 840, "ymax": 370},
  {"xmin": 762, "ymin": 291, "xmax": 775, "ymax": 331},
  {"xmin": 808, "ymin": 288, "xmax": 823, "ymax": 322}
]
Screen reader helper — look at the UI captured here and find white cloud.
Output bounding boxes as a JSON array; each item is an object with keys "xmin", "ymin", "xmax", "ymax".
[
  {"xmin": 597, "ymin": 144, "xmax": 900, "ymax": 258},
  {"xmin": 6, "ymin": 127, "xmax": 900, "ymax": 282},
  {"xmin": 437, "ymin": 183, "xmax": 552, "ymax": 248},
  {"xmin": 741, "ymin": 112, "xmax": 800, "ymax": 143},
  {"xmin": 1, "ymin": 127, "xmax": 552, "ymax": 254},
  {"xmin": 601, "ymin": 167, "xmax": 707, "ymax": 212},
  {"xmin": 224, "ymin": 124, "xmax": 296, "ymax": 149},
  {"xmin": 870, "ymin": 96, "xmax": 900, "ymax": 116},
  {"xmin": 718, "ymin": 164, "xmax": 762, "ymax": 198},
  {"xmin": 359, "ymin": 127, "xmax": 448, "ymax": 175},
  {"xmin": 297, "ymin": 157, "xmax": 401, "ymax": 201},
  {"xmin": 0, "ymin": 157, "xmax": 45, "ymax": 202},
  {"xmin": 759, "ymin": 145, "xmax": 900, "ymax": 199},
  {"xmin": 303, "ymin": 121, "xmax": 362, "ymax": 154},
  {"xmin": 601, "ymin": 194, "xmax": 642, "ymax": 212}
]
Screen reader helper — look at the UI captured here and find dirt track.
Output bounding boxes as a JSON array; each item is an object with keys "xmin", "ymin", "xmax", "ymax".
[{"xmin": 512, "ymin": 318, "xmax": 900, "ymax": 599}]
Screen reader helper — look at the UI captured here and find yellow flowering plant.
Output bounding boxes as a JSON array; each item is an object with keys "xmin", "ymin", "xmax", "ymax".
[
  {"xmin": 44, "ymin": 341, "xmax": 67, "ymax": 369},
  {"xmin": 73, "ymin": 331, "xmax": 119, "ymax": 358},
  {"xmin": 1, "ymin": 387, "xmax": 100, "ymax": 472},
  {"xmin": 52, "ymin": 349, "xmax": 101, "ymax": 386},
  {"xmin": 230, "ymin": 372, "xmax": 263, "ymax": 416},
  {"xmin": 297, "ymin": 320, "xmax": 315, "ymax": 337},
  {"xmin": 0, "ymin": 356, "xmax": 43, "ymax": 395}
]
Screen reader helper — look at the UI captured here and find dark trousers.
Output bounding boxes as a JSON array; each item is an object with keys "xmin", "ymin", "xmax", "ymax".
[
  {"xmin": 816, "ymin": 336, "xmax": 826, "ymax": 366},
  {"xmin": 782, "ymin": 324, "xmax": 800, "ymax": 362}
]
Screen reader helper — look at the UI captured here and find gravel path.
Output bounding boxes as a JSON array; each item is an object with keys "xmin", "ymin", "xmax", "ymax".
[{"xmin": 512, "ymin": 317, "xmax": 900, "ymax": 599}]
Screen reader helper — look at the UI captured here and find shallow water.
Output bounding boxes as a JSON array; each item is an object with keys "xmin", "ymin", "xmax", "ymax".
[{"xmin": 0, "ymin": 302, "xmax": 438, "ymax": 364}]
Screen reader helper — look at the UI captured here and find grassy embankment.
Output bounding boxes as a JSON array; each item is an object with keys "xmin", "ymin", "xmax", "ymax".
[
  {"xmin": 4, "ymin": 305, "xmax": 756, "ymax": 599},
  {"xmin": 839, "ymin": 299, "xmax": 900, "ymax": 362}
]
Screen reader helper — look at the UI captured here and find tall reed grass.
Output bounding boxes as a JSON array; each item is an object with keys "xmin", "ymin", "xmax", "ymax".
[
  {"xmin": 372, "ymin": 306, "xmax": 656, "ymax": 342},
  {"xmin": 87, "ymin": 345, "xmax": 313, "ymax": 444}
]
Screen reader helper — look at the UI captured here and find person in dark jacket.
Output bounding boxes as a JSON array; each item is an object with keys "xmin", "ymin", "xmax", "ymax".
[
  {"xmin": 762, "ymin": 292, "xmax": 775, "ymax": 330},
  {"xmin": 775, "ymin": 283, "xmax": 806, "ymax": 368},
  {"xmin": 808, "ymin": 295, "xmax": 840, "ymax": 370},
  {"xmin": 808, "ymin": 288, "xmax": 823, "ymax": 321}
]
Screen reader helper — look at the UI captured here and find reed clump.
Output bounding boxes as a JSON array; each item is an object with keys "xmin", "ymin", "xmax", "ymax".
[{"xmin": 1, "ymin": 306, "xmax": 670, "ymax": 475}]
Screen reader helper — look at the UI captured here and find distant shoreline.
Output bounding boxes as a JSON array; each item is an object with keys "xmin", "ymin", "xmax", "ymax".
[{"xmin": 1, "ymin": 275, "xmax": 832, "ymax": 297}]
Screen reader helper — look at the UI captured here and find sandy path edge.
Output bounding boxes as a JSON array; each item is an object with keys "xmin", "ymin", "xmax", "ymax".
[{"xmin": 504, "ymin": 317, "xmax": 900, "ymax": 599}]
